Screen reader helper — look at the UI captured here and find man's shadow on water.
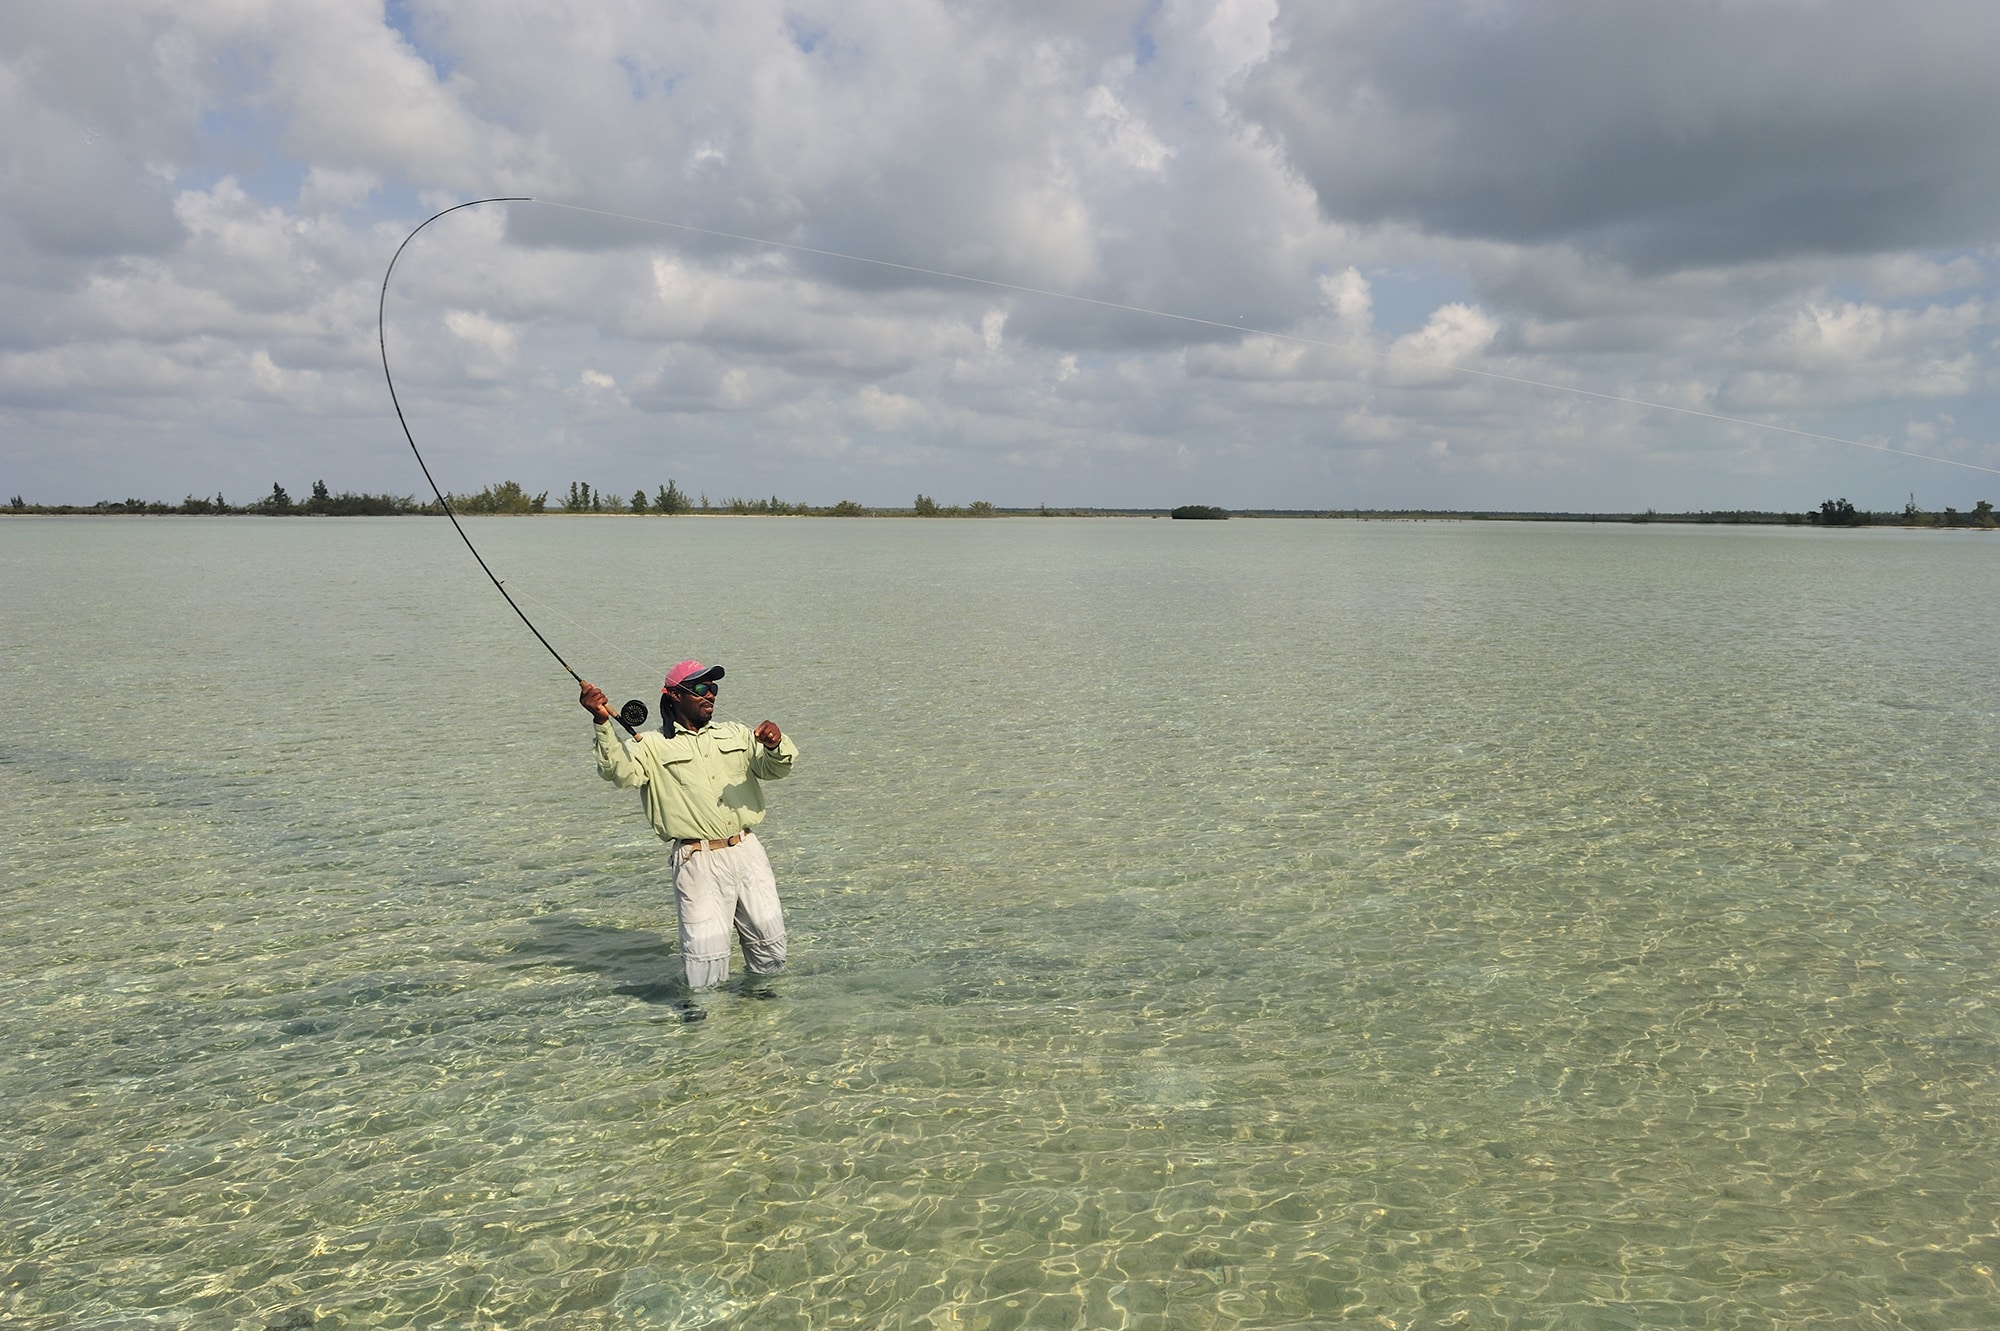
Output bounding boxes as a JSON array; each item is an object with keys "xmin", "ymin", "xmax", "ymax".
[{"xmin": 503, "ymin": 915, "xmax": 711, "ymax": 1021}]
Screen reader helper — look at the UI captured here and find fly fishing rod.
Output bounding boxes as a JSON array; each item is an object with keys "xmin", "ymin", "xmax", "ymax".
[{"xmin": 377, "ymin": 196, "xmax": 651, "ymax": 735}]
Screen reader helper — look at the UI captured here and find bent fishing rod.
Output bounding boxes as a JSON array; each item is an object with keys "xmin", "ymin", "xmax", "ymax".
[{"xmin": 377, "ymin": 196, "xmax": 651, "ymax": 735}]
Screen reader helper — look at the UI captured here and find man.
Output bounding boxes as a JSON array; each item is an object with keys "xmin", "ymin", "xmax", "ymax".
[{"xmin": 578, "ymin": 660, "xmax": 798, "ymax": 990}]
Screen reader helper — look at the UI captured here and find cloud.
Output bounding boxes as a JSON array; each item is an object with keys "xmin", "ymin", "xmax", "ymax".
[
  {"xmin": 2, "ymin": 0, "xmax": 1998, "ymax": 511},
  {"xmin": 1386, "ymin": 303, "xmax": 1499, "ymax": 385},
  {"xmin": 1720, "ymin": 296, "xmax": 1987, "ymax": 410},
  {"xmin": 1239, "ymin": 1, "xmax": 2000, "ymax": 269},
  {"xmin": 0, "ymin": 11, "xmax": 189, "ymax": 263},
  {"xmin": 442, "ymin": 308, "xmax": 518, "ymax": 380}
]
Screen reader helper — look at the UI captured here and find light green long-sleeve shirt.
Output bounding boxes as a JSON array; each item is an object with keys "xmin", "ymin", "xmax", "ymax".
[{"xmin": 594, "ymin": 718, "xmax": 797, "ymax": 843}]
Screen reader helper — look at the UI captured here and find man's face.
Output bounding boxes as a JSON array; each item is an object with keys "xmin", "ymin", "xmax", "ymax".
[{"xmin": 668, "ymin": 681, "xmax": 717, "ymax": 730}]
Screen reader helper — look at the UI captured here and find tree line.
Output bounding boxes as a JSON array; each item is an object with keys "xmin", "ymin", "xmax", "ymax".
[
  {"xmin": 2, "ymin": 480, "xmax": 1005, "ymax": 518},
  {"xmin": 1811, "ymin": 497, "xmax": 1997, "ymax": 528},
  {"xmin": 4, "ymin": 481, "xmax": 430, "ymax": 516},
  {"xmin": 10, "ymin": 485, "xmax": 1993, "ymax": 525},
  {"xmin": 547, "ymin": 481, "xmax": 1000, "ymax": 516}
]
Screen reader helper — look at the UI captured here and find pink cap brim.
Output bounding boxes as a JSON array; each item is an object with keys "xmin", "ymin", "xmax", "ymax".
[{"xmin": 663, "ymin": 659, "xmax": 725, "ymax": 690}]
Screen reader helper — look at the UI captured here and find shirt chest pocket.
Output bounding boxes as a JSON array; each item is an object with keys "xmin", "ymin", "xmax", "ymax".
[{"xmin": 711, "ymin": 736, "xmax": 759, "ymax": 807}]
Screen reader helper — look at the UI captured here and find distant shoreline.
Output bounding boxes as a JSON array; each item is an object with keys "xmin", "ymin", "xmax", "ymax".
[
  {"xmin": 7, "ymin": 480, "xmax": 1997, "ymax": 527},
  {"xmin": 7, "ymin": 502, "xmax": 1998, "ymax": 528}
]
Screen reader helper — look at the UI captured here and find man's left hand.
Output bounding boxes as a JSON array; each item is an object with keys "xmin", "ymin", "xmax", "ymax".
[{"xmin": 754, "ymin": 721, "xmax": 783, "ymax": 750}]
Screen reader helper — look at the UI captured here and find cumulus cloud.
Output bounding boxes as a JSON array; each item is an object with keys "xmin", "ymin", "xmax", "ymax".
[
  {"xmin": 1720, "ymin": 297, "xmax": 1987, "ymax": 410},
  {"xmin": 1387, "ymin": 304, "xmax": 1500, "ymax": 386}
]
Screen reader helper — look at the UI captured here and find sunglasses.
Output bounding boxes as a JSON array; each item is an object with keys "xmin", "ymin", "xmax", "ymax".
[{"xmin": 674, "ymin": 680, "xmax": 720, "ymax": 698}]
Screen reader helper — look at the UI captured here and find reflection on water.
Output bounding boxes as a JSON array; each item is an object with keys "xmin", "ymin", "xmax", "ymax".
[{"xmin": 4, "ymin": 516, "xmax": 1998, "ymax": 1328}]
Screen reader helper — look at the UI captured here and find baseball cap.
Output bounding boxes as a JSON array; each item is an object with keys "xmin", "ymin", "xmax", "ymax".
[{"xmin": 663, "ymin": 660, "xmax": 725, "ymax": 690}]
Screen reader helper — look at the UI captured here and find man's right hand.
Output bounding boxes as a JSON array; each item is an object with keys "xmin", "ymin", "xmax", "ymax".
[{"xmin": 579, "ymin": 680, "xmax": 612, "ymax": 722}]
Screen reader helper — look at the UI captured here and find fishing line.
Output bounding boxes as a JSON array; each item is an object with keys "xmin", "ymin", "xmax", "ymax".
[
  {"xmin": 491, "ymin": 574, "xmax": 757, "ymax": 730},
  {"xmin": 495, "ymin": 575, "xmax": 664, "ymax": 677}
]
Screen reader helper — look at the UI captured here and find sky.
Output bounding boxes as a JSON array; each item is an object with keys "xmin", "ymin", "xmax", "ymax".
[{"xmin": 4, "ymin": 0, "xmax": 1999, "ymax": 512}]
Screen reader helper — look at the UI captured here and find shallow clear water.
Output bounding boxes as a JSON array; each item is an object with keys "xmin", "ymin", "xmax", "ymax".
[{"xmin": 4, "ymin": 515, "xmax": 1999, "ymax": 1330}]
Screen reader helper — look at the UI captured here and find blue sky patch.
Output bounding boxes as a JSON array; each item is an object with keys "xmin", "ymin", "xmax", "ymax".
[
  {"xmin": 1362, "ymin": 265, "xmax": 1480, "ymax": 337},
  {"xmin": 786, "ymin": 13, "xmax": 830, "ymax": 55}
]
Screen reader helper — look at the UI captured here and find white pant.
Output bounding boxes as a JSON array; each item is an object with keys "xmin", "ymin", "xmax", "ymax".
[{"xmin": 671, "ymin": 832, "xmax": 787, "ymax": 989}]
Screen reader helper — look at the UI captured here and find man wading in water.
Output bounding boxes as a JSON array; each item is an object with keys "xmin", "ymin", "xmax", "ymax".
[{"xmin": 578, "ymin": 661, "xmax": 798, "ymax": 990}]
